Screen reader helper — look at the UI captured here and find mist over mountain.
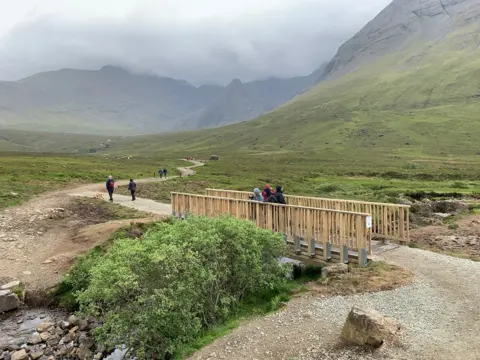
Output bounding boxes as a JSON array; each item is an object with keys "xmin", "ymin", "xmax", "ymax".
[{"xmin": 0, "ymin": 65, "xmax": 322, "ymax": 135}]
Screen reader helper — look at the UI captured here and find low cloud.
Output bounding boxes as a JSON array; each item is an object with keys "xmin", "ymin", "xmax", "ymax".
[{"xmin": 0, "ymin": 0, "xmax": 391, "ymax": 84}]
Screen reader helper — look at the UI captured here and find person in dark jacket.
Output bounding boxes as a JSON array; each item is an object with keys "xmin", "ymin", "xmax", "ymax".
[
  {"xmin": 163, "ymin": 168, "xmax": 168, "ymax": 178},
  {"xmin": 274, "ymin": 185, "xmax": 286, "ymax": 204},
  {"xmin": 128, "ymin": 178, "xmax": 137, "ymax": 201},
  {"xmin": 106, "ymin": 175, "xmax": 115, "ymax": 202},
  {"xmin": 264, "ymin": 187, "xmax": 277, "ymax": 203},
  {"xmin": 158, "ymin": 168, "xmax": 163, "ymax": 178}
]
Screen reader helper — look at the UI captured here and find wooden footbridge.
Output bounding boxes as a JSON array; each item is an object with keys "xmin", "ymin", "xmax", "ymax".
[{"xmin": 171, "ymin": 189, "xmax": 410, "ymax": 266}]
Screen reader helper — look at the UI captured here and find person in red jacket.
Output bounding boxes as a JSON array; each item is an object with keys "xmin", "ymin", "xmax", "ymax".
[{"xmin": 262, "ymin": 184, "xmax": 275, "ymax": 201}]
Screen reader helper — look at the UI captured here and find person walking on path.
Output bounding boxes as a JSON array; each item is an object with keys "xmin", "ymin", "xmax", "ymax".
[
  {"xmin": 128, "ymin": 178, "xmax": 137, "ymax": 201},
  {"xmin": 158, "ymin": 168, "xmax": 163, "ymax": 178},
  {"xmin": 106, "ymin": 175, "xmax": 115, "ymax": 202},
  {"xmin": 163, "ymin": 168, "xmax": 168, "ymax": 179}
]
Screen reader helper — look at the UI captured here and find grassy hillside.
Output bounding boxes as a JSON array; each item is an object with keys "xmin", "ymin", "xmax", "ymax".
[
  {"xmin": 107, "ymin": 25, "xmax": 480, "ymax": 173},
  {"xmin": 0, "ymin": 129, "xmax": 116, "ymax": 153}
]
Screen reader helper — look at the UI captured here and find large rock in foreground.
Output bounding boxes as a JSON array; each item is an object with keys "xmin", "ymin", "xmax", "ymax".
[
  {"xmin": 341, "ymin": 306, "xmax": 400, "ymax": 347},
  {"xmin": 0, "ymin": 289, "xmax": 21, "ymax": 313},
  {"xmin": 1, "ymin": 280, "xmax": 25, "ymax": 301}
]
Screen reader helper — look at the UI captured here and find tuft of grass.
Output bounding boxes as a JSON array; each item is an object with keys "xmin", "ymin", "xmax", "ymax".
[
  {"xmin": 309, "ymin": 261, "xmax": 413, "ymax": 296},
  {"xmin": 448, "ymin": 222, "xmax": 459, "ymax": 230},
  {"xmin": 72, "ymin": 197, "xmax": 151, "ymax": 220}
]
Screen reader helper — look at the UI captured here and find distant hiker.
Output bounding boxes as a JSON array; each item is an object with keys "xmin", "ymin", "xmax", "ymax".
[
  {"xmin": 106, "ymin": 175, "xmax": 115, "ymax": 202},
  {"xmin": 274, "ymin": 185, "xmax": 286, "ymax": 204},
  {"xmin": 163, "ymin": 168, "xmax": 168, "ymax": 178},
  {"xmin": 158, "ymin": 168, "xmax": 163, "ymax": 178},
  {"xmin": 264, "ymin": 187, "xmax": 277, "ymax": 203},
  {"xmin": 128, "ymin": 178, "xmax": 137, "ymax": 201},
  {"xmin": 249, "ymin": 188, "xmax": 264, "ymax": 202},
  {"xmin": 262, "ymin": 184, "xmax": 275, "ymax": 201}
]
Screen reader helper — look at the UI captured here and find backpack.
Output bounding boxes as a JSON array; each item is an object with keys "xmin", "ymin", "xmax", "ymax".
[
  {"xmin": 267, "ymin": 195, "xmax": 277, "ymax": 203},
  {"xmin": 109, "ymin": 180, "xmax": 115, "ymax": 189}
]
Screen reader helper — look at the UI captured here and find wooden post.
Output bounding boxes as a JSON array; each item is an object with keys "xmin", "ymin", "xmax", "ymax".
[
  {"xmin": 322, "ymin": 212, "xmax": 329, "ymax": 261},
  {"xmin": 339, "ymin": 213, "xmax": 346, "ymax": 263},
  {"xmin": 399, "ymin": 208, "xmax": 405, "ymax": 242},
  {"xmin": 406, "ymin": 208, "xmax": 410, "ymax": 243},
  {"xmin": 357, "ymin": 216, "xmax": 366, "ymax": 266},
  {"xmin": 307, "ymin": 209, "xmax": 314, "ymax": 257}
]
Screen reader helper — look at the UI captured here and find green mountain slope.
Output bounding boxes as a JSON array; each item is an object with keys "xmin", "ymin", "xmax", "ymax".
[
  {"xmin": 109, "ymin": 0, "xmax": 480, "ymax": 163},
  {"xmin": 0, "ymin": 129, "xmax": 116, "ymax": 153}
]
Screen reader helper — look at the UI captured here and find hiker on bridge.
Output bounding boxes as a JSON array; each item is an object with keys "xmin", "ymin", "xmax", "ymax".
[
  {"xmin": 274, "ymin": 186, "xmax": 286, "ymax": 204},
  {"xmin": 249, "ymin": 188, "xmax": 264, "ymax": 202},
  {"xmin": 128, "ymin": 178, "xmax": 137, "ymax": 201},
  {"xmin": 262, "ymin": 184, "xmax": 274, "ymax": 201},
  {"xmin": 264, "ymin": 187, "xmax": 277, "ymax": 203},
  {"xmin": 106, "ymin": 175, "xmax": 115, "ymax": 202}
]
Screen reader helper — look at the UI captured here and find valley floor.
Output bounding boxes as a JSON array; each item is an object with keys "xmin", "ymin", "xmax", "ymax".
[
  {"xmin": 1, "ymin": 159, "xmax": 479, "ymax": 360},
  {"xmin": 0, "ymin": 161, "xmax": 201, "ymax": 291}
]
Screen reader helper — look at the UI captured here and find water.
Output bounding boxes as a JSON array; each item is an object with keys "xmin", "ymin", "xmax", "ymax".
[{"xmin": 0, "ymin": 308, "xmax": 67, "ymax": 349}]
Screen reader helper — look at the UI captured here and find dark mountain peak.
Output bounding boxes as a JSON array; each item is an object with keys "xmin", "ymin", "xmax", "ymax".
[
  {"xmin": 227, "ymin": 78, "xmax": 243, "ymax": 88},
  {"xmin": 100, "ymin": 65, "xmax": 130, "ymax": 75}
]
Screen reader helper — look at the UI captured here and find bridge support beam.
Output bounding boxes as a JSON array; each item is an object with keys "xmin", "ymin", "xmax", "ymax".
[
  {"xmin": 343, "ymin": 245, "xmax": 349, "ymax": 264},
  {"xmin": 295, "ymin": 236, "xmax": 302, "ymax": 255},
  {"xmin": 326, "ymin": 242, "xmax": 332, "ymax": 261}
]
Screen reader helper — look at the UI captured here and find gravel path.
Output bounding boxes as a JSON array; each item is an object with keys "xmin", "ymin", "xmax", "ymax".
[
  {"xmin": 66, "ymin": 160, "xmax": 204, "ymax": 215},
  {"xmin": 189, "ymin": 247, "xmax": 480, "ymax": 360},
  {"xmin": 0, "ymin": 160, "xmax": 203, "ymax": 290}
]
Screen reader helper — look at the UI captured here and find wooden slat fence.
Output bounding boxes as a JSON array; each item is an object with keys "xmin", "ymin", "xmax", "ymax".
[
  {"xmin": 171, "ymin": 192, "xmax": 371, "ymax": 265},
  {"xmin": 205, "ymin": 189, "xmax": 410, "ymax": 242}
]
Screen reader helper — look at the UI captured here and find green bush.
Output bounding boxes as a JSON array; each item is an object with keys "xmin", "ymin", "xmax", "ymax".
[{"xmin": 76, "ymin": 216, "xmax": 287, "ymax": 358}]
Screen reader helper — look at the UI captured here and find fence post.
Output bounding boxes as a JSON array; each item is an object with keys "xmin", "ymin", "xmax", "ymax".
[
  {"xmin": 339, "ymin": 213, "xmax": 346, "ymax": 263},
  {"xmin": 307, "ymin": 209, "xmax": 315, "ymax": 258},
  {"xmin": 399, "ymin": 208, "xmax": 405, "ymax": 243},
  {"xmin": 357, "ymin": 216, "xmax": 368, "ymax": 266}
]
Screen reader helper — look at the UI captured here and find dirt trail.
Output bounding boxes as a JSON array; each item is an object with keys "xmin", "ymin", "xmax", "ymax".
[
  {"xmin": 66, "ymin": 160, "xmax": 203, "ymax": 215},
  {"xmin": 189, "ymin": 247, "xmax": 480, "ymax": 360},
  {"xmin": 0, "ymin": 160, "xmax": 203, "ymax": 291}
]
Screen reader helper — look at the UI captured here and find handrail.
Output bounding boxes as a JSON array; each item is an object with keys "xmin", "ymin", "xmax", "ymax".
[
  {"xmin": 205, "ymin": 188, "xmax": 410, "ymax": 242},
  {"xmin": 206, "ymin": 188, "xmax": 410, "ymax": 207},
  {"xmin": 171, "ymin": 192, "xmax": 371, "ymax": 265}
]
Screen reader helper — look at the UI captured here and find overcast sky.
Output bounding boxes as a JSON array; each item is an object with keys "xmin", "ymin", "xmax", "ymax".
[{"xmin": 0, "ymin": 0, "xmax": 391, "ymax": 85}]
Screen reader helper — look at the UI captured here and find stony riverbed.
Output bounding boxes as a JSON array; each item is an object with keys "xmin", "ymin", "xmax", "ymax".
[{"xmin": 0, "ymin": 308, "xmax": 129, "ymax": 360}]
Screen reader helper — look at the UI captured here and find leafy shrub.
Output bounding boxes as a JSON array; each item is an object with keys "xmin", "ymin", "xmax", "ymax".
[
  {"xmin": 76, "ymin": 216, "xmax": 287, "ymax": 358},
  {"xmin": 54, "ymin": 223, "xmax": 158, "ymax": 310},
  {"xmin": 450, "ymin": 181, "xmax": 470, "ymax": 189}
]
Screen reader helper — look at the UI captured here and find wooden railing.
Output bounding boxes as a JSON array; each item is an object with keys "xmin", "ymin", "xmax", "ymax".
[
  {"xmin": 205, "ymin": 189, "xmax": 410, "ymax": 242},
  {"xmin": 171, "ymin": 192, "xmax": 371, "ymax": 265}
]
